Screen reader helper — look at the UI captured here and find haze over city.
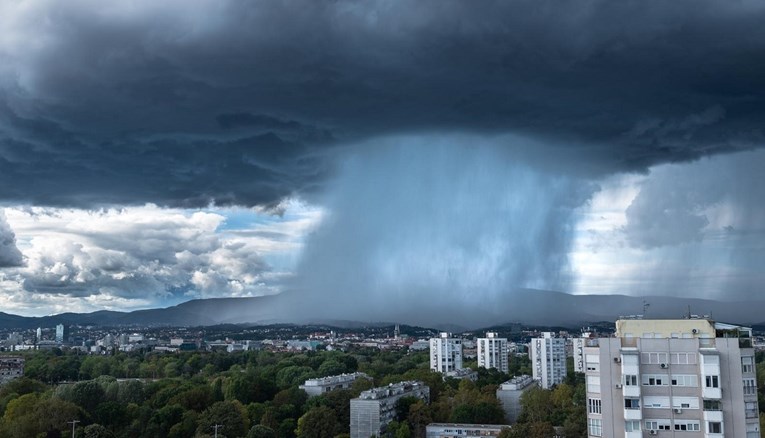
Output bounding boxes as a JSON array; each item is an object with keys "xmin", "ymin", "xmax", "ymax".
[{"xmin": 1, "ymin": 1, "xmax": 764, "ymax": 326}]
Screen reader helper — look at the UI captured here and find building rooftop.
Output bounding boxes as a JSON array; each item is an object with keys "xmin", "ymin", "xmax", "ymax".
[
  {"xmin": 357, "ymin": 381, "xmax": 427, "ymax": 400},
  {"xmin": 301, "ymin": 372, "xmax": 370, "ymax": 387}
]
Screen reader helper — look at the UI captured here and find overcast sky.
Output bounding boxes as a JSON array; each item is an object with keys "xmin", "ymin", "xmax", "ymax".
[{"xmin": 1, "ymin": 0, "xmax": 764, "ymax": 319}]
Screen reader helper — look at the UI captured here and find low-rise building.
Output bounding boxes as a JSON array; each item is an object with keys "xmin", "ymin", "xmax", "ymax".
[
  {"xmin": 350, "ymin": 381, "xmax": 430, "ymax": 438},
  {"xmin": 0, "ymin": 356, "xmax": 24, "ymax": 384},
  {"xmin": 444, "ymin": 368, "xmax": 478, "ymax": 381},
  {"xmin": 426, "ymin": 423, "xmax": 509, "ymax": 437},
  {"xmin": 299, "ymin": 372, "xmax": 372, "ymax": 397},
  {"xmin": 496, "ymin": 374, "xmax": 537, "ymax": 424}
]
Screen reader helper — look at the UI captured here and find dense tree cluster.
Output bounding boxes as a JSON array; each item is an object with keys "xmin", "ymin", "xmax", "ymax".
[{"xmin": 0, "ymin": 348, "xmax": 526, "ymax": 437}]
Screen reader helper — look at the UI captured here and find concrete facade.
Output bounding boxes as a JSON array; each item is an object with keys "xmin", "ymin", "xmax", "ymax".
[
  {"xmin": 585, "ymin": 319, "xmax": 760, "ymax": 438},
  {"xmin": 478, "ymin": 332, "xmax": 509, "ymax": 373},
  {"xmin": 496, "ymin": 374, "xmax": 537, "ymax": 424},
  {"xmin": 531, "ymin": 332, "xmax": 567, "ymax": 389},
  {"xmin": 0, "ymin": 356, "xmax": 24, "ymax": 384},
  {"xmin": 425, "ymin": 423, "xmax": 509, "ymax": 437},
  {"xmin": 430, "ymin": 333, "xmax": 463, "ymax": 373},
  {"xmin": 350, "ymin": 381, "xmax": 430, "ymax": 438}
]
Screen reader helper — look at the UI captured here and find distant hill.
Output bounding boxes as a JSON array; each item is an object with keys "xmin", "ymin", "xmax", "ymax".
[{"xmin": 0, "ymin": 290, "xmax": 763, "ymax": 330}]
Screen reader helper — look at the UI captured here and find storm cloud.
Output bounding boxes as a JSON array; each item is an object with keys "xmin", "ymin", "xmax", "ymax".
[
  {"xmin": 286, "ymin": 139, "xmax": 597, "ymax": 326},
  {"xmin": 1, "ymin": 0, "xmax": 765, "ymax": 208}
]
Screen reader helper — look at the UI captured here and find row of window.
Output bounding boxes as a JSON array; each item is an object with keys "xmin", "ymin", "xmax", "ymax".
[
  {"xmin": 634, "ymin": 353, "xmax": 755, "ymax": 372},
  {"xmin": 588, "ymin": 419, "xmax": 720, "ymax": 436}
]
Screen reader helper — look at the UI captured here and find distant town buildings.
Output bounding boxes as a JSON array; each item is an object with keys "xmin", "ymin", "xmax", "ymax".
[
  {"xmin": 496, "ymin": 374, "xmax": 537, "ymax": 424},
  {"xmin": 425, "ymin": 423, "xmax": 509, "ymax": 437},
  {"xmin": 584, "ymin": 318, "xmax": 760, "ymax": 437},
  {"xmin": 55, "ymin": 324, "xmax": 69, "ymax": 344},
  {"xmin": 430, "ymin": 332, "xmax": 463, "ymax": 373},
  {"xmin": 531, "ymin": 332, "xmax": 567, "ymax": 389},
  {"xmin": 299, "ymin": 372, "xmax": 372, "ymax": 397},
  {"xmin": 350, "ymin": 381, "xmax": 430, "ymax": 438},
  {"xmin": 477, "ymin": 332, "xmax": 509, "ymax": 373},
  {"xmin": 0, "ymin": 356, "xmax": 24, "ymax": 384}
]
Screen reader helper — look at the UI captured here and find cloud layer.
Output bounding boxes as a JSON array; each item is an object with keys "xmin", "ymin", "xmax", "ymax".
[
  {"xmin": 0, "ymin": 204, "xmax": 320, "ymax": 315},
  {"xmin": 0, "ymin": 210, "xmax": 23, "ymax": 267},
  {"xmin": 2, "ymin": 1, "xmax": 765, "ymax": 208}
]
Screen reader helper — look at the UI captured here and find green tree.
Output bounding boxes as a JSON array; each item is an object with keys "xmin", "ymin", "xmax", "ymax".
[
  {"xmin": 247, "ymin": 424, "xmax": 277, "ymax": 438},
  {"xmin": 296, "ymin": 406, "xmax": 337, "ymax": 438},
  {"xmin": 197, "ymin": 400, "xmax": 249, "ymax": 438}
]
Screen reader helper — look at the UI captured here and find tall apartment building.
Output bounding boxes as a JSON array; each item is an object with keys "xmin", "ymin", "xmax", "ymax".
[
  {"xmin": 584, "ymin": 318, "xmax": 760, "ymax": 438},
  {"xmin": 531, "ymin": 332, "xmax": 567, "ymax": 389},
  {"xmin": 430, "ymin": 332, "xmax": 463, "ymax": 373},
  {"xmin": 350, "ymin": 381, "xmax": 430, "ymax": 438},
  {"xmin": 55, "ymin": 324, "xmax": 69, "ymax": 344},
  {"xmin": 478, "ymin": 332, "xmax": 509, "ymax": 373}
]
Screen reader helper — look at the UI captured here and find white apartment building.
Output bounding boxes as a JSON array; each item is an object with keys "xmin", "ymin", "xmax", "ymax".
[
  {"xmin": 497, "ymin": 374, "xmax": 538, "ymax": 424},
  {"xmin": 478, "ymin": 332, "xmax": 509, "ymax": 373},
  {"xmin": 430, "ymin": 332, "xmax": 463, "ymax": 373},
  {"xmin": 350, "ymin": 381, "xmax": 430, "ymax": 438},
  {"xmin": 299, "ymin": 372, "xmax": 372, "ymax": 397},
  {"xmin": 584, "ymin": 318, "xmax": 760, "ymax": 438},
  {"xmin": 531, "ymin": 332, "xmax": 567, "ymax": 389}
]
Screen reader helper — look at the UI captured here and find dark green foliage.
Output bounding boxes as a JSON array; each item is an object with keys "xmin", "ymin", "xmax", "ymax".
[{"xmin": 247, "ymin": 424, "xmax": 277, "ymax": 438}]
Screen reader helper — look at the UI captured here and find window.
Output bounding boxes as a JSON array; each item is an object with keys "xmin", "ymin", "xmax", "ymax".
[
  {"xmin": 588, "ymin": 398, "xmax": 601, "ymax": 414},
  {"xmin": 642, "ymin": 374, "xmax": 668, "ymax": 386},
  {"xmin": 671, "ymin": 375, "xmax": 698, "ymax": 387},
  {"xmin": 742, "ymin": 356, "xmax": 754, "ymax": 373},
  {"xmin": 703, "ymin": 400, "xmax": 722, "ymax": 411},
  {"xmin": 625, "ymin": 398, "xmax": 640, "ymax": 410},
  {"xmin": 708, "ymin": 422, "xmax": 722, "ymax": 434},
  {"xmin": 641, "ymin": 352, "xmax": 668, "ymax": 364},
  {"xmin": 670, "ymin": 353, "xmax": 697, "ymax": 365},
  {"xmin": 645, "ymin": 420, "xmax": 671, "ymax": 431},
  {"xmin": 746, "ymin": 402, "xmax": 758, "ymax": 419},
  {"xmin": 587, "ymin": 376, "xmax": 600, "ymax": 393},
  {"xmin": 705, "ymin": 375, "xmax": 719, "ymax": 388},
  {"xmin": 625, "ymin": 420, "xmax": 641, "ymax": 432},
  {"xmin": 674, "ymin": 421, "xmax": 701, "ymax": 431},
  {"xmin": 624, "ymin": 374, "xmax": 638, "ymax": 386},
  {"xmin": 588, "ymin": 418, "xmax": 602, "ymax": 437},
  {"xmin": 744, "ymin": 378, "xmax": 757, "ymax": 395}
]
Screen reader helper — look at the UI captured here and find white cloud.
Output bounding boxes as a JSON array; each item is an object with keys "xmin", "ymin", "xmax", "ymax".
[
  {"xmin": 1, "ymin": 202, "xmax": 322, "ymax": 316},
  {"xmin": 571, "ymin": 149, "xmax": 765, "ymax": 300}
]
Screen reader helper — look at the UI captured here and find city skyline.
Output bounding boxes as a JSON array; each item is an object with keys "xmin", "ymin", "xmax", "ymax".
[{"xmin": 1, "ymin": 1, "xmax": 764, "ymax": 321}]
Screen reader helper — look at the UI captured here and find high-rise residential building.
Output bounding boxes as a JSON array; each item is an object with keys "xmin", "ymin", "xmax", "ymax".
[
  {"xmin": 496, "ymin": 374, "xmax": 537, "ymax": 424},
  {"xmin": 35, "ymin": 327, "xmax": 42, "ymax": 343},
  {"xmin": 584, "ymin": 318, "xmax": 760, "ymax": 438},
  {"xmin": 478, "ymin": 332, "xmax": 509, "ymax": 373},
  {"xmin": 350, "ymin": 381, "xmax": 430, "ymax": 438},
  {"xmin": 574, "ymin": 331, "xmax": 596, "ymax": 373},
  {"xmin": 55, "ymin": 324, "xmax": 69, "ymax": 343},
  {"xmin": 430, "ymin": 332, "xmax": 463, "ymax": 373},
  {"xmin": 531, "ymin": 332, "xmax": 567, "ymax": 389}
]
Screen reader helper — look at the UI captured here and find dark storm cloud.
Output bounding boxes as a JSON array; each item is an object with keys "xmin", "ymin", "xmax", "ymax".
[{"xmin": 2, "ymin": 0, "xmax": 765, "ymax": 207}]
